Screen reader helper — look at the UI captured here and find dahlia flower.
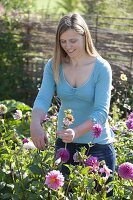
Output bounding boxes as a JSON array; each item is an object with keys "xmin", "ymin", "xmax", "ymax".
[
  {"xmin": 23, "ymin": 141, "xmax": 36, "ymax": 149},
  {"xmin": 0, "ymin": 104, "xmax": 7, "ymax": 115},
  {"xmin": 56, "ymin": 148, "xmax": 70, "ymax": 163},
  {"xmin": 126, "ymin": 118, "xmax": 133, "ymax": 130},
  {"xmin": 13, "ymin": 110, "xmax": 22, "ymax": 120},
  {"xmin": 22, "ymin": 138, "xmax": 29, "ymax": 144},
  {"xmin": 120, "ymin": 73, "xmax": 127, "ymax": 81},
  {"xmin": 85, "ymin": 156, "xmax": 99, "ymax": 172},
  {"xmin": 129, "ymin": 112, "xmax": 133, "ymax": 119},
  {"xmin": 99, "ymin": 164, "xmax": 112, "ymax": 179},
  {"xmin": 92, "ymin": 124, "xmax": 102, "ymax": 138},
  {"xmin": 45, "ymin": 170, "xmax": 64, "ymax": 190},
  {"xmin": 118, "ymin": 162, "xmax": 133, "ymax": 180},
  {"xmin": 63, "ymin": 109, "xmax": 74, "ymax": 128}
]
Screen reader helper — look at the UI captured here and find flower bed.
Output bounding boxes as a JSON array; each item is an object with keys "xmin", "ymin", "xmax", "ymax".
[{"xmin": 0, "ymin": 100, "xmax": 133, "ymax": 199}]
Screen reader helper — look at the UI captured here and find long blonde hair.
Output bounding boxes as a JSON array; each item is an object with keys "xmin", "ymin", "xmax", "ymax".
[{"xmin": 53, "ymin": 13, "xmax": 98, "ymax": 83}]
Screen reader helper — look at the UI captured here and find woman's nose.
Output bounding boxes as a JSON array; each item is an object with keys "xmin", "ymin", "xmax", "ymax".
[{"xmin": 65, "ymin": 41, "xmax": 72, "ymax": 48}]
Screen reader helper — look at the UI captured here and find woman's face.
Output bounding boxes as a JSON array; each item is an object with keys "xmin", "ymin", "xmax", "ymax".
[{"xmin": 60, "ymin": 29, "xmax": 85, "ymax": 58}]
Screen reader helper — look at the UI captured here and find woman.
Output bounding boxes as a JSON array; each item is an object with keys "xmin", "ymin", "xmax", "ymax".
[{"xmin": 30, "ymin": 13, "xmax": 116, "ymax": 196}]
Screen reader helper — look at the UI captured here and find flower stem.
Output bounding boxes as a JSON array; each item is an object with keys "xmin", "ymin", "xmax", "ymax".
[{"xmin": 65, "ymin": 143, "xmax": 67, "ymax": 149}]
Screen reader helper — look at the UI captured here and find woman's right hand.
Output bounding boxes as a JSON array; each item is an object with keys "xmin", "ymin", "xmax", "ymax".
[
  {"xmin": 30, "ymin": 122, "xmax": 48, "ymax": 150},
  {"xmin": 30, "ymin": 108, "xmax": 48, "ymax": 150}
]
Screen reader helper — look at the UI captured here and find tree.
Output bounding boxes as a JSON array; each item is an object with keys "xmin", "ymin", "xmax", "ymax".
[
  {"xmin": 83, "ymin": 0, "xmax": 133, "ymax": 17},
  {"xmin": 56, "ymin": 0, "xmax": 85, "ymax": 14},
  {"xmin": 0, "ymin": 0, "xmax": 35, "ymax": 12}
]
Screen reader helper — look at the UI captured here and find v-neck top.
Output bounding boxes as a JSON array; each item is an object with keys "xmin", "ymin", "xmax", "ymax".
[
  {"xmin": 33, "ymin": 56, "xmax": 114, "ymax": 144},
  {"xmin": 62, "ymin": 59, "xmax": 96, "ymax": 89}
]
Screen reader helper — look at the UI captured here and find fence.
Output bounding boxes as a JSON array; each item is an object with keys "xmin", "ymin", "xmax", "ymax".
[{"xmin": 0, "ymin": 13, "xmax": 133, "ymax": 106}]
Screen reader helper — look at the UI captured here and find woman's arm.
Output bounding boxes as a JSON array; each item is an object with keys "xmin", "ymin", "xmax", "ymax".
[
  {"xmin": 30, "ymin": 59, "xmax": 55, "ymax": 149},
  {"xmin": 30, "ymin": 108, "xmax": 48, "ymax": 149}
]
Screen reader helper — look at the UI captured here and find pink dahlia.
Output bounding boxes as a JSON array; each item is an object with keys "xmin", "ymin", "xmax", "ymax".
[
  {"xmin": 45, "ymin": 170, "xmax": 64, "ymax": 190},
  {"xmin": 56, "ymin": 148, "xmax": 70, "ymax": 163},
  {"xmin": 126, "ymin": 118, "xmax": 133, "ymax": 130},
  {"xmin": 129, "ymin": 112, "xmax": 133, "ymax": 119},
  {"xmin": 85, "ymin": 156, "xmax": 99, "ymax": 172},
  {"xmin": 22, "ymin": 138, "xmax": 29, "ymax": 144},
  {"xmin": 92, "ymin": 124, "xmax": 102, "ymax": 138},
  {"xmin": 63, "ymin": 116, "xmax": 74, "ymax": 127},
  {"xmin": 118, "ymin": 162, "xmax": 133, "ymax": 180},
  {"xmin": 63, "ymin": 110, "xmax": 74, "ymax": 128},
  {"xmin": 99, "ymin": 164, "xmax": 112, "ymax": 179}
]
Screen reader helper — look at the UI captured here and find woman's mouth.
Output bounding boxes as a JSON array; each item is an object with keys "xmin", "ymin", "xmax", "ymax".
[{"xmin": 67, "ymin": 49, "xmax": 75, "ymax": 54}]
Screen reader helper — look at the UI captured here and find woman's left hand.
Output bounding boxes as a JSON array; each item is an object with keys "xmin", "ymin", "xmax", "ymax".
[{"xmin": 56, "ymin": 128, "xmax": 76, "ymax": 143}]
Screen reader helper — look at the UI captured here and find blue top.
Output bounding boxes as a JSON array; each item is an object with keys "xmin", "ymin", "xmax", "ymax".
[{"xmin": 33, "ymin": 56, "xmax": 114, "ymax": 144}]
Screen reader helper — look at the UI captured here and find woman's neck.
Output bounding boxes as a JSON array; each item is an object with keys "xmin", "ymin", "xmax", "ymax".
[{"xmin": 69, "ymin": 54, "xmax": 96, "ymax": 68}]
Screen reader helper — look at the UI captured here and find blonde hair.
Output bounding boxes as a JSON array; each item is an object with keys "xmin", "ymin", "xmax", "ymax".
[{"xmin": 53, "ymin": 13, "xmax": 98, "ymax": 83}]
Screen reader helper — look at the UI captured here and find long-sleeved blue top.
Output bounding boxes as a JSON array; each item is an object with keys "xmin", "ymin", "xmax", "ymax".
[{"xmin": 33, "ymin": 56, "xmax": 114, "ymax": 144}]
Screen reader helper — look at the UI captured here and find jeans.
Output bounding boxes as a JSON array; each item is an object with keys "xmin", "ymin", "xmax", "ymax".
[{"xmin": 55, "ymin": 138, "xmax": 116, "ymax": 197}]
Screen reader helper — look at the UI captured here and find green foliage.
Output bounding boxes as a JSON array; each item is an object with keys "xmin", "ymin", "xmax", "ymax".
[
  {"xmin": 0, "ymin": 15, "xmax": 36, "ymax": 105},
  {"xmin": 110, "ymin": 73, "xmax": 133, "ymax": 118},
  {"xmin": 83, "ymin": 0, "xmax": 133, "ymax": 17},
  {"xmin": 0, "ymin": 99, "xmax": 133, "ymax": 199},
  {"xmin": 32, "ymin": 0, "xmax": 133, "ymax": 17},
  {"xmin": 0, "ymin": 0, "xmax": 35, "ymax": 12},
  {"xmin": 56, "ymin": 0, "xmax": 85, "ymax": 14},
  {"xmin": 33, "ymin": 0, "xmax": 59, "ymax": 14}
]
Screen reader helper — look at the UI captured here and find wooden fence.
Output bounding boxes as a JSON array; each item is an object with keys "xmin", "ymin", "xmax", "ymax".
[
  {"xmin": 0, "ymin": 13, "xmax": 133, "ymax": 106},
  {"xmin": 21, "ymin": 14, "xmax": 133, "ymax": 77}
]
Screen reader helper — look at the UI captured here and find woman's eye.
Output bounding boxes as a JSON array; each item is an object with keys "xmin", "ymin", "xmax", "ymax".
[
  {"xmin": 70, "ymin": 40, "xmax": 77, "ymax": 43},
  {"xmin": 60, "ymin": 40, "xmax": 77, "ymax": 44},
  {"xmin": 60, "ymin": 40, "xmax": 66, "ymax": 44}
]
